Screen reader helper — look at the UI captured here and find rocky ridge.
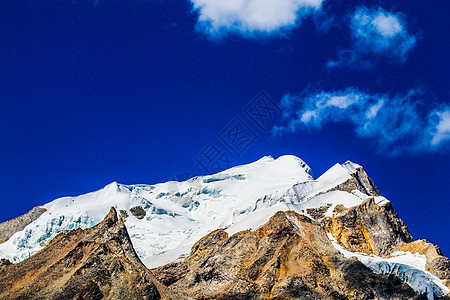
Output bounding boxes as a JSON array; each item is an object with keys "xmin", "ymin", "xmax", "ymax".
[
  {"xmin": 0, "ymin": 206, "xmax": 47, "ymax": 243},
  {"xmin": 153, "ymin": 210, "xmax": 421, "ymax": 299},
  {"xmin": 0, "ymin": 208, "xmax": 187, "ymax": 300},
  {"xmin": 0, "ymin": 156, "xmax": 449, "ymax": 299}
]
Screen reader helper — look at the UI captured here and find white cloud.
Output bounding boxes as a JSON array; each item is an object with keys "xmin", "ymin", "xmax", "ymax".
[
  {"xmin": 326, "ymin": 94, "xmax": 360, "ymax": 109},
  {"xmin": 366, "ymin": 99, "xmax": 384, "ymax": 119},
  {"xmin": 189, "ymin": 0, "xmax": 323, "ymax": 38},
  {"xmin": 328, "ymin": 7, "xmax": 417, "ymax": 69},
  {"xmin": 370, "ymin": 14, "xmax": 402, "ymax": 37},
  {"xmin": 273, "ymin": 88, "xmax": 449, "ymax": 155},
  {"xmin": 300, "ymin": 110, "xmax": 317, "ymax": 123},
  {"xmin": 430, "ymin": 109, "xmax": 450, "ymax": 146}
]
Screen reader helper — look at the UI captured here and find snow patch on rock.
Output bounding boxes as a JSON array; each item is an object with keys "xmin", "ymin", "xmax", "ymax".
[{"xmin": 327, "ymin": 233, "xmax": 449, "ymax": 299}]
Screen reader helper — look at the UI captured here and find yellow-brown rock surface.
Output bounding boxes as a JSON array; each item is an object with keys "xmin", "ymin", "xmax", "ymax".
[
  {"xmin": 0, "ymin": 208, "xmax": 186, "ymax": 300},
  {"xmin": 153, "ymin": 210, "xmax": 422, "ymax": 299}
]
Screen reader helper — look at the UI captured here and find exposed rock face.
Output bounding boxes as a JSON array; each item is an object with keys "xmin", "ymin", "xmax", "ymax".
[
  {"xmin": 0, "ymin": 208, "xmax": 185, "ymax": 300},
  {"xmin": 332, "ymin": 164, "xmax": 380, "ymax": 197},
  {"xmin": 0, "ymin": 206, "xmax": 47, "ymax": 243},
  {"xmin": 119, "ymin": 209, "xmax": 129, "ymax": 219},
  {"xmin": 306, "ymin": 204, "xmax": 332, "ymax": 220},
  {"xmin": 397, "ymin": 240, "xmax": 450, "ymax": 289},
  {"xmin": 0, "ymin": 258, "xmax": 11, "ymax": 271},
  {"xmin": 153, "ymin": 210, "xmax": 421, "ymax": 299},
  {"xmin": 324, "ymin": 197, "xmax": 413, "ymax": 256},
  {"xmin": 431, "ymin": 257, "xmax": 450, "ymax": 286},
  {"xmin": 130, "ymin": 206, "xmax": 147, "ymax": 220}
]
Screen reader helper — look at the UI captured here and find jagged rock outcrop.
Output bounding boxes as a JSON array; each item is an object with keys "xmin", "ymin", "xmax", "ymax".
[
  {"xmin": 153, "ymin": 210, "xmax": 422, "ymax": 299},
  {"xmin": 431, "ymin": 257, "xmax": 450, "ymax": 289},
  {"xmin": 330, "ymin": 163, "xmax": 380, "ymax": 197},
  {"xmin": 0, "ymin": 206, "xmax": 47, "ymax": 243},
  {"xmin": 130, "ymin": 206, "xmax": 147, "ymax": 220},
  {"xmin": 346, "ymin": 163, "xmax": 379, "ymax": 196},
  {"xmin": 0, "ymin": 208, "xmax": 186, "ymax": 300},
  {"xmin": 324, "ymin": 197, "xmax": 413, "ymax": 256}
]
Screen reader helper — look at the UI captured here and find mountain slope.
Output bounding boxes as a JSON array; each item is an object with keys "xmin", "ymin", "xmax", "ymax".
[
  {"xmin": 0, "ymin": 207, "xmax": 185, "ymax": 300},
  {"xmin": 153, "ymin": 210, "xmax": 421, "ymax": 299},
  {"xmin": 0, "ymin": 155, "xmax": 316, "ymax": 267},
  {"xmin": 151, "ymin": 198, "xmax": 449, "ymax": 299},
  {"xmin": 0, "ymin": 155, "xmax": 448, "ymax": 299},
  {"xmin": 0, "ymin": 206, "xmax": 47, "ymax": 243}
]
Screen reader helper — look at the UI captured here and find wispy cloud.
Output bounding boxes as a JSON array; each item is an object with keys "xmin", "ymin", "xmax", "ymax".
[
  {"xmin": 430, "ymin": 109, "xmax": 450, "ymax": 146},
  {"xmin": 328, "ymin": 7, "xmax": 417, "ymax": 69},
  {"xmin": 273, "ymin": 88, "xmax": 449, "ymax": 155},
  {"xmin": 189, "ymin": 0, "xmax": 324, "ymax": 39}
]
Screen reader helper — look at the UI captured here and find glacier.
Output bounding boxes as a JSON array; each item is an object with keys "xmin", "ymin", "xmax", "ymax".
[{"xmin": 0, "ymin": 154, "xmax": 447, "ymax": 298}]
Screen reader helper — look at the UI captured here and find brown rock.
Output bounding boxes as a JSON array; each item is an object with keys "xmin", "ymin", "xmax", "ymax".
[
  {"xmin": 306, "ymin": 204, "xmax": 332, "ymax": 220},
  {"xmin": 0, "ymin": 206, "xmax": 47, "ymax": 243},
  {"xmin": 153, "ymin": 210, "xmax": 420, "ymax": 299},
  {"xmin": 119, "ymin": 209, "xmax": 129, "ymax": 219},
  {"xmin": 130, "ymin": 206, "xmax": 147, "ymax": 220},
  {"xmin": 331, "ymin": 164, "xmax": 380, "ymax": 197},
  {"xmin": 397, "ymin": 240, "xmax": 450, "ymax": 290},
  {"xmin": 0, "ymin": 208, "xmax": 187, "ymax": 300},
  {"xmin": 324, "ymin": 197, "xmax": 413, "ymax": 256}
]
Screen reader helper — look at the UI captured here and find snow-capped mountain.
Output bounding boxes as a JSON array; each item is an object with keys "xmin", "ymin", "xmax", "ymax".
[
  {"xmin": 0, "ymin": 155, "xmax": 348, "ymax": 267},
  {"xmin": 0, "ymin": 155, "xmax": 448, "ymax": 299}
]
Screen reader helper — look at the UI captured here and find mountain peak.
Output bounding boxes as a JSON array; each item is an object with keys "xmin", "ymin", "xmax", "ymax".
[
  {"xmin": 273, "ymin": 155, "xmax": 314, "ymax": 177},
  {"xmin": 341, "ymin": 160, "xmax": 362, "ymax": 174},
  {"xmin": 0, "ymin": 155, "xmax": 353, "ymax": 267},
  {"xmin": 0, "ymin": 202, "xmax": 183, "ymax": 300},
  {"xmin": 103, "ymin": 181, "xmax": 121, "ymax": 192},
  {"xmin": 104, "ymin": 207, "xmax": 118, "ymax": 224},
  {"xmin": 222, "ymin": 155, "xmax": 313, "ymax": 181},
  {"xmin": 0, "ymin": 155, "xmax": 449, "ymax": 299}
]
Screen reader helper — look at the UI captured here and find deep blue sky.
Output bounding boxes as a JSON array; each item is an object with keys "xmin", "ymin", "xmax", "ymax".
[{"xmin": 1, "ymin": 0, "xmax": 449, "ymax": 254}]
